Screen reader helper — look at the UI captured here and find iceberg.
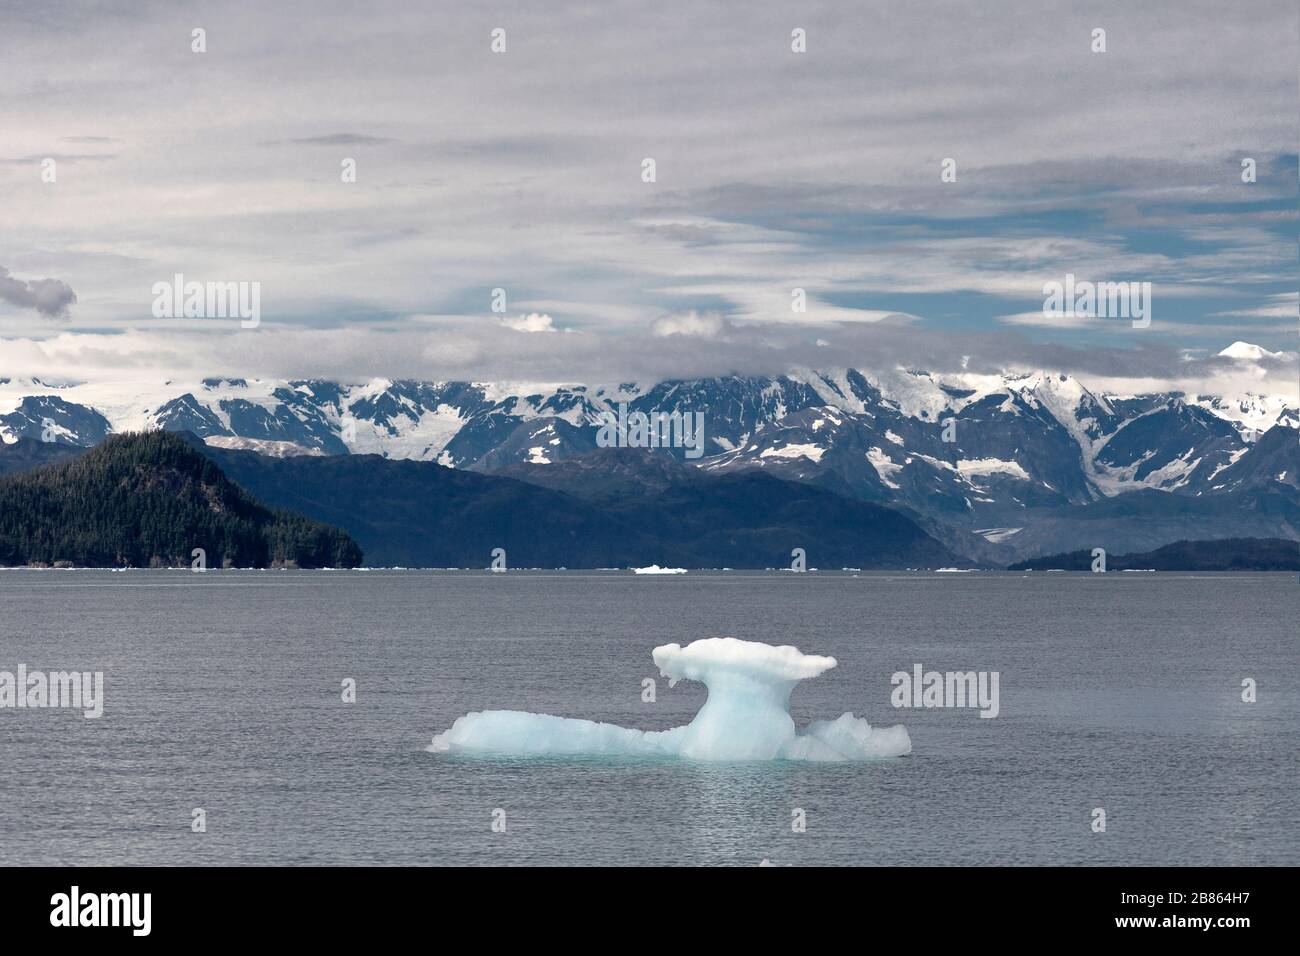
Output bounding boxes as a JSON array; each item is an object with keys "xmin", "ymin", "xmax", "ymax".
[{"xmin": 428, "ymin": 637, "xmax": 911, "ymax": 761}]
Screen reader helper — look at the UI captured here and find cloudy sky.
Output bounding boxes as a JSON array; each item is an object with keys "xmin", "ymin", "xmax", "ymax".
[{"xmin": 1, "ymin": 0, "xmax": 1296, "ymax": 394}]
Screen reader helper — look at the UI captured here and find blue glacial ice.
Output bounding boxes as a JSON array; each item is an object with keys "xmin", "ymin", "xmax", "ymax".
[{"xmin": 427, "ymin": 637, "xmax": 911, "ymax": 761}]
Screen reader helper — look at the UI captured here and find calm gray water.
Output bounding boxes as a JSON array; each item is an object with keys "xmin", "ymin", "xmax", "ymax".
[{"xmin": 0, "ymin": 570, "xmax": 1295, "ymax": 866}]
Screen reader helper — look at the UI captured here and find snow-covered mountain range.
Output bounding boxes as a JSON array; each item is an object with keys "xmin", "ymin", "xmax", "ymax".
[{"xmin": 2, "ymin": 342, "xmax": 1295, "ymax": 560}]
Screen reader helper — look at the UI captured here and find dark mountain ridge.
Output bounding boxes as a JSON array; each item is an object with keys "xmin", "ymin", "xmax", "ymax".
[
  {"xmin": 191, "ymin": 436, "xmax": 963, "ymax": 569},
  {"xmin": 4, "ymin": 431, "xmax": 1293, "ymax": 568},
  {"xmin": 0, "ymin": 436, "xmax": 81, "ymax": 476},
  {"xmin": 1009, "ymin": 537, "xmax": 1299, "ymax": 572},
  {"xmin": 1, "ymin": 369, "xmax": 1293, "ymax": 561}
]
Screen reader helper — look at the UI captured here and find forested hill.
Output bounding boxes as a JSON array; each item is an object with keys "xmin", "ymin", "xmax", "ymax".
[{"xmin": 0, "ymin": 431, "xmax": 361, "ymax": 568}]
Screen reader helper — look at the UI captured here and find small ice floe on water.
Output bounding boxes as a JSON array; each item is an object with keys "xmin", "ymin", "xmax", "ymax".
[
  {"xmin": 934, "ymin": 567, "xmax": 975, "ymax": 573},
  {"xmin": 631, "ymin": 565, "xmax": 688, "ymax": 575},
  {"xmin": 427, "ymin": 637, "xmax": 911, "ymax": 762}
]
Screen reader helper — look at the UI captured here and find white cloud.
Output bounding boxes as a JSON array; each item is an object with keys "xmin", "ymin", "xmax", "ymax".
[
  {"xmin": 501, "ymin": 313, "xmax": 556, "ymax": 333},
  {"xmin": 998, "ymin": 311, "xmax": 1106, "ymax": 329},
  {"xmin": 1, "ymin": 323, "xmax": 1293, "ymax": 408},
  {"xmin": 652, "ymin": 310, "xmax": 725, "ymax": 338},
  {"xmin": 1210, "ymin": 293, "xmax": 1299, "ymax": 320},
  {"xmin": 0, "ymin": 0, "xmax": 1294, "ymax": 381}
]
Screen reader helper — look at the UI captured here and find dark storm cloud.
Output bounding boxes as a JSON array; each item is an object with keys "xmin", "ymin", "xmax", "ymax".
[{"xmin": 0, "ymin": 266, "xmax": 78, "ymax": 319}]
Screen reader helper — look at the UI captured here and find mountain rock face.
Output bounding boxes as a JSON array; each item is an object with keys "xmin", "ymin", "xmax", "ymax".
[
  {"xmin": 1, "ymin": 350, "xmax": 1294, "ymax": 561},
  {"xmin": 195, "ymin": 439, "xmax": 962, "ymax": 569},
  {"xmin": 0, "ymin": 395, "xmax": 111, "ymax": 446},
  {"xmin": 0, "ymin": 431, "xmax": 361, "ymax": 568},
  {"xmin": 0, "ymin": 437, "xmax": 81, "ymax": 476}
]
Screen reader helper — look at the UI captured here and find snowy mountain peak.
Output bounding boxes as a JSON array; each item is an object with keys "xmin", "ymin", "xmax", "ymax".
[{"xmin": 1218, "ymin": 341, "xmax": 1285, "ymax": 361}]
